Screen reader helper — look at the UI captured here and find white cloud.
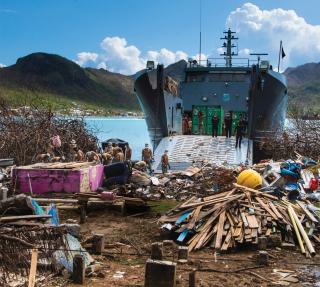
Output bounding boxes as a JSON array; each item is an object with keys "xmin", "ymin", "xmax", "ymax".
[
  {"xmin": 75, "ymin": 52, "xmax": 98, "ymax": 66},
  {"xmin": 76, "ymin": 36, "xmax": 189, "ymax": 75},
  {"xmin": 0, "ymin": 63, "xmax": 6, "ymax": 68},
  {"xmin": 146, "ymin": 48, "xmax": 188, "ymax": 67},
  {"xmin": 226, "ymin": 3, "xmax": 320, "ymax": 68},
  {"xmin": 238, "ymin": 48, "xmax": 252, "ymax": 56},
  {"xmin": 97, "ymin": 62, "xmax": 107, "ymax": 70},
  {"xmin": 99, "ymin": 37, "xmax": 145, "ymax": 74}
]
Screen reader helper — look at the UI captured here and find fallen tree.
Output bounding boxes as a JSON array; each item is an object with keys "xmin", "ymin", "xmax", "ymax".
[
  {"xmin": 258, "ymin": 110, "xmax": 320, "ymax": 161},
  {"xmin": 0, "ymin": 98, "xmax": 98, "ymax": 165}
]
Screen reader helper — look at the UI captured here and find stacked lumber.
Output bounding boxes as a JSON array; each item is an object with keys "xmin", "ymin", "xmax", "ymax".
[{"xmin": 159, "ymin": 184, "xmax": 320, "ymax": 256}]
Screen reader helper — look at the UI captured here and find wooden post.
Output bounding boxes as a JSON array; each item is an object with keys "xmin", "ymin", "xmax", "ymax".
[
  {"xmin": 92, "ymin": 234, "xmax": 105, "ymax": 255},
  {"xmin": 151, "ymin": 242, "xmax": 163, "ymax": 260},
  {"xmin": 28, "ymin": 249, "xmax": 38, "ymax": 287},
  {"xmin": 289, "ymin": 205, "xmax": 315, "ymax": 256},
  {"xmin": 73, "ymin": 254, "xmax": 85, "ymax": 284},
  {"xmin": 145, "ymin": 259, "xmax": 176, "ymax": 287},
  {"xmin": 288, "ymin": 205, "xmax": 305, "ymax": 254},
  {"xmin": 79, "ymin": 202, "xmax": 87, "ymax": 224},
  {"xmin": 189, "ymin": 270, "xmax": 197, "ymax": 287}
]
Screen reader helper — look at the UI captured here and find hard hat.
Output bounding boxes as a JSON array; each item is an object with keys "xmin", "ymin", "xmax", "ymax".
[{"xmin": 237, "ymin": 169, "xmax": 262, "ymax": 189}]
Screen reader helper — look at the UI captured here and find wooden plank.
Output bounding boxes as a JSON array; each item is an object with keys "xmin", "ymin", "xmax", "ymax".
[
  {"xmin": 233, "ymin": 183, "xmax": 278, "ymax": 200},
  {"xmin": 246, "ymin": 215, "xmax": 259, "ymax": 229},
  {"xmin": 202, "ymin": 225, "xmax": 218, "ymax": 247},
  {"xmin": 215, "ymin": 211, "xmax": 226, "ymax": 250},
  {"xmin": 187, "ymin": 206, "xmax": 202, "ymax": 229},
  {"xmin": 296, "ymin": 201, "xmax": 318, "ymax": 223},
  {"xmin": 255, "ymin": 197, "xmax": 278, "ymax": 221},
  {"xmin": 221, "ymin": 230, "xmax": 232, "ymax": 251},
  {"xmin": 226, "ymin": 212, "xmax": 235, "ymax": 226},
  {"xmin": 268, "ymin": 202, "xmax": 284, "ymax": 220},
  {"xmin": 182, "ymin": 194, "xmax": 241, "ymax": 209},
  {"xmin": 32, "ymin": 198, "xmax": 78, "ymax": 204},
  {"xmin": 179, "ymin": 196, "xmax": 197, "ymax": 209},
  {"xmin": 28, "ymin": 249, "xmax": 38, "ymax": 287},
  {"xmin": 265, "ymin": 229, "xmax": 271, "ymax": 236},
  {"xmin": 0, "ymin": 215, "xmax": 52, "ymax": 222},
  {"xmin": 240, "ymin": 212, "xmax": 249, "ymax": 227},
  {"xmin": 203, "ymin": 189, "xmax": 236, "ymax": 202},
  {"xmin": 251, "ymin": 228, "xmax": 258, "ymax": 238}
]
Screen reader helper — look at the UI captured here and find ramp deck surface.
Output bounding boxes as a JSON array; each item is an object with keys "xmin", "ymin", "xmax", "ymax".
[{"xmin": 152, "ymin": 135, "xmax": 252, "ymax": 172}]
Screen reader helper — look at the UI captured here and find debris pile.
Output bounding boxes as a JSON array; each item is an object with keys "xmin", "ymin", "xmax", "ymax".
[
  {"xmin": 0, "ymin": 104, "xmax": 98, "ymax": 165},
  {"xmin": 159, "ymin": 184, "xmax": 320, "ymax": 256},
  {"xmin": 0, "ymin": 193, "xmax": 99, "ymax": 286},
  {"xmin": 124, "ymin": 165, "xmax": 236, "ymax": 200}
]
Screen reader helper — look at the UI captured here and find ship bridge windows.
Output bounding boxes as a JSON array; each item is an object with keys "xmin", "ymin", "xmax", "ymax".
[
  {"xmin": 208, "ymin": 73, "xmax": 246, "ymax": 82},
  {"xmin": 187, "ymin": 74, "xmax": 206, "ymax": 82}
]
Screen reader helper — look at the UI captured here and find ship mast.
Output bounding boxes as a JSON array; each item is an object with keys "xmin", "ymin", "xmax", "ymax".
[{"xmin": 220, "ymin": 28, "xmax": 238, "ymax": 67}]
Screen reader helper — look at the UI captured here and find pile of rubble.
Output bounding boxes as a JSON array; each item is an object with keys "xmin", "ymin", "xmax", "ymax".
[
  {"xmin": 159, "ymin": 184, "xmax": 320, "ymax": 255},
  {"xmin": 122, "ymin": 165, "xmax": 237, "ymax": 200},
  {"xmin": 0, "ymin": 192, "xmax": 104, "ymax": 286}
]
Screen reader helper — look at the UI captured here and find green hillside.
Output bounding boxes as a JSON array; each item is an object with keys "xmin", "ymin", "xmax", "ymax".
[
  {"xmin": 284, "ymin": 62, "xmax": 320, "ymax": 114},
  {"xmin": 0, "ymin": 52, "xmax": 139, "ymax": 113}
]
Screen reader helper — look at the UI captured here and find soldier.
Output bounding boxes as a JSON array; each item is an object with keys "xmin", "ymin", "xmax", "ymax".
[
  {"xmin": 188, "ymin": 116, "xmax": 192, "ymax": 134},
  {"xmin": 124, "ymin": 143, "xmax": 132, "ymax": 161},
  {"xmin": 182, "ymin": 115, "xmax": 189, "ymax": 135},
  {"xmin": 85, "ymin": 151, "xmax": 100, "ymax": 162},
  {"xmin": 211, "ymin": 115, "xmax": 219, "ymax": 137},
  {"xmin": 235, "ymin": 121, "xmax": 245, "ymax": 148},
  {"xmin": 112, "ymin": 144, "xmax": 122, "ymax": 157},
  {"xmin": 104, "ymin": 142, "xmax": 113, "ymax": 155},
  {"xmin": 224, "ymin": 113, "xmax": 232, "ymax": 138},
  {"xmin": 142, "ymin": 143, "xmax": 153, "ymax": 173},
  {"xmin": 114, "ymin": 149, "xmax": 125, "ymax": 162},
  {"xmin": 161, "ymin": 150, "xmax": 170, "ymax": 174},
  {"xmin": 68, "ymin": 139, "xmax": 84, "ymax": 161},
  {"xmin": 101, "ymin": 152, "xmax": 113, "ymax": 165}
]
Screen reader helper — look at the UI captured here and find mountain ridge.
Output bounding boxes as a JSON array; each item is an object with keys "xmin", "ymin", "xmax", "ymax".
[
  {"xmin": 0, "ymin": 52, "xmax": 139, "ymax": 112},
  {"xmin": 1, "ymin": 52, "xmax": 320, "ymax": 114}
]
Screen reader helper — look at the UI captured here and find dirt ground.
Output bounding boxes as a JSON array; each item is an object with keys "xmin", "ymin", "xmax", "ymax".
[{"xmin": 59, "ymin": 206, "xmax": 320, "ymax": 287}]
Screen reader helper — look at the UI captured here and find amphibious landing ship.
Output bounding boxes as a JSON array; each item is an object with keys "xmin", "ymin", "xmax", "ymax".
[{"xmin": 134, "ymin": 29, "xmax": 288, "ymax": 171}]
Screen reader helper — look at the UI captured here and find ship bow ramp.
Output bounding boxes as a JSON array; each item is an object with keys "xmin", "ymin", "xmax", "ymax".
[{"xmin": 152, "ymin": 135, "xmax": 252, "ymax": 172}]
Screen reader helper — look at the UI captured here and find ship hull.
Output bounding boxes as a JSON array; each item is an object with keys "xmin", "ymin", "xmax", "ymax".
[{"xmin": 134, "ymin": 65, "xmax": 288, "ymax": 163}]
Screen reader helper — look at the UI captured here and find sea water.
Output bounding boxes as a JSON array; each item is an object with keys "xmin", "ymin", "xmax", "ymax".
[{"xmin": 84, "ymin": 117, "xmax": 150, "ymax": 160}]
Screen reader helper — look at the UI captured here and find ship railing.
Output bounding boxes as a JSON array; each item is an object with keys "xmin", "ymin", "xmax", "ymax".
[{"xmin": 189, "ymin": 58, "xmax": 258, "ymax": 68}]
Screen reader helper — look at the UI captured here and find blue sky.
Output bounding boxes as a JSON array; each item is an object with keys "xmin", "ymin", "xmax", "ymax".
[{"xmin": 1, "ymin": 0, "xmax": 320, "ymax": 73}]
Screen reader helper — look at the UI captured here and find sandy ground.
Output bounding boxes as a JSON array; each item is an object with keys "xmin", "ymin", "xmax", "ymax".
[{"xmin": 59, "ymin": 208, "xmax": 320, "ymax": 287}]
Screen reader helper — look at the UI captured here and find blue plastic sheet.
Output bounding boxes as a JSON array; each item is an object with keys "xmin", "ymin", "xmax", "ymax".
[{"xmin": 176, "ymin": 211, "xmax": 192, "ymax": 225}]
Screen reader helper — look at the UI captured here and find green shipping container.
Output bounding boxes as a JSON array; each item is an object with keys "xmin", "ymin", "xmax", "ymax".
[{"xmin": 192, "ymin": 106, "xmax": 223, "ymax": 135}]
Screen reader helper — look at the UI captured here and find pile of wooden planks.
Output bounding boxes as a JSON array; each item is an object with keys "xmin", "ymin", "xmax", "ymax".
[{"xmin": 159, "ymin": 183, "xmax": 320, "ymax": 256}]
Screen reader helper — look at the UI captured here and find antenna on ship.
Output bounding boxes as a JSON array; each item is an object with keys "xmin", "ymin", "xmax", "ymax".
[
  {"xmin": 220, "ymin": 28, "xmax": 238, "ymax": 67},
  {"xmin": 198, "ymin": 0, "xmax": 202, "ymax": 64}
]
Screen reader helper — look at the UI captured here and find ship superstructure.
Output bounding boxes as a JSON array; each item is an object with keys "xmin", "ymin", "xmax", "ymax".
[{"xmin": 134, "ymin": 29, "xmax": 287, "ymax": 170}]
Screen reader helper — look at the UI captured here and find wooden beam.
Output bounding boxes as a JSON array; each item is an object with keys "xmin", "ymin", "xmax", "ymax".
[
  {"xmin": 28, "ymin": 249, "xmax": 38, "ymax": 287},
  {"xmin": 0, "ymin": 215, "xmax": 52, "ymax": 222},
  {"xmin": 215, "ymin": 211, "xmax": 226, "ymax": 250}
]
